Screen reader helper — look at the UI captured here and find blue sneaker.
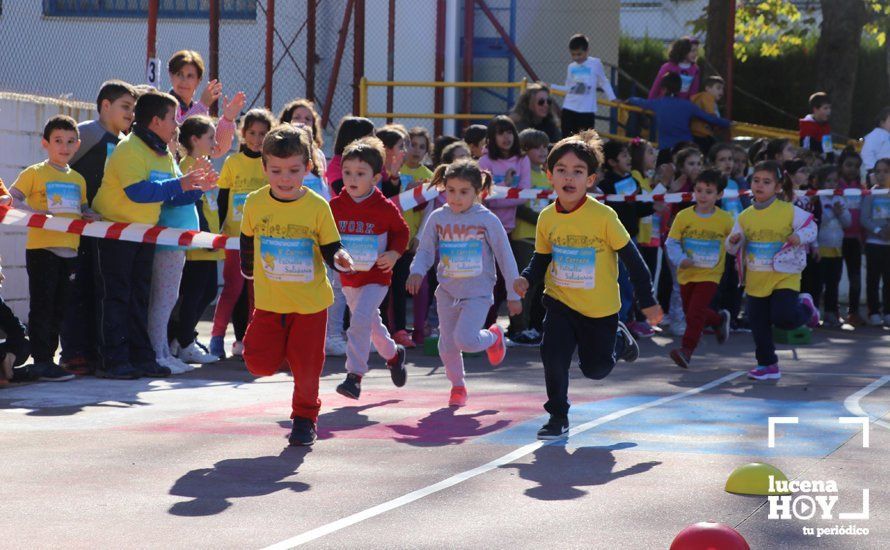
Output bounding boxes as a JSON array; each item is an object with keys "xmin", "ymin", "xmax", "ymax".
[
  {"xmin": 209, "ymin": 335, "xmax": 226, "ymax": 360},
  {"xmin": 747, "ymin": 364, "xmax": 781, "ymax": 380}
]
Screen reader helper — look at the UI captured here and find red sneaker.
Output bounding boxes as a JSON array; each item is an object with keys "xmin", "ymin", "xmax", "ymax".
[
  {"xmin": 449, "ymin": 386, "xmax": 467, "ymax": 407},
  {"xmin": 486, "ymin": 324, "xmax": 506, "ymax": 366},
  {"xmin": 61, "ymin": 356, "xmax": 92, "ymax": 376},
  {"xmin": 392, "ymin": 329, "xmax": 416, "ymax": 349}
]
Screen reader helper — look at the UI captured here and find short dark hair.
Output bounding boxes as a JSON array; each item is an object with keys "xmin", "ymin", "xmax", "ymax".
[
  {"xmin": 408, "ymin": 126, "xmax": 432, "ymax": 150},
  {"xmin": 486, "ymin": 115, "xmax": 521, "ymax": 160},
  {"xmin": 546, "ymin": 130, "xmax": 604, "ymax": 175},
  {"xmin": 660, "ymin": 73, "xmax": 682, "ymax": 96},
  {"xmin": 432, "ymin": 135, "xmax": 461, "ymax": 166},
  {"xmin": 167, "ymin": 50, "xmax": 205, "ymax": 79},
  {"xmin": 333, "ymin": 116, "xmax": 376, "ymax": 155},
  {"xmin": 376, "ymin": 124, "xmax": 408, "ymax": 149},
  {"xmin": 133, "ymin": 90, "xmax": 178, "ymax": 128},
  {"xmin": 463, "ymin": 124, "xmax": 488, "ymax": 146},
  {"xmin": 703, "ymin": 75, "xmax": 725, "ymax": 89},
  {"xmin": 262, "ymin": 124, "xmax": 312, "ymax": 165},
  {"xmin": 568, "ymin": 33, "xmax": 589, "ymax": 51},
  {"xmin": 342, "ymin": 136, "xmax": 386, "ymax": 175},
  {"xmin": 96, "ymin": 80, "xmax": 137, "ymax": 113},
  {"xmin": 602, "ymin": 140, "xmax": 629, "ymax": 165},
  {"xmin": 809, "ymin": 92, "xmax": 830, "ymax": 111},
  {"xmin": 43, "ymin": 115, "xmax": 79, "ymax": 141},
  {"xmin": 518, "ymin": 128, "xmax": 549, "ymax": 151},
  {"xmin": 708, "ymin": 142, "xmax": 735, "ymax": 163},
  {"xmin": 695, "ymin": 169, "xmax": 727, "ymax": 192},
  {"xmin": 178, "ymin": 115, "xmax": 215, "ymax": 153}
]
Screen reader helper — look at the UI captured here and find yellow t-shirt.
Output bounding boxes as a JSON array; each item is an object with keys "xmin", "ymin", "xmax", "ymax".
[
  {"xmin": 738, "ymin": 200, "xmax": 798, "ymax": 298},
  {"xmin": 241, "ymin": 186, "xmax": 340, "ymax": 314},
  {"xmin": 633, "ymin": 169, "xmax": 661, "ymax": 247},
  {"xmin": 691, "ymin": 92, "xmax": 717, "ymax": 138},
  {"xmin": 398, "ymin": 164, "xmax": 434, "ymax": 242},
  {"xmin": 93, "ymin": 133, "xmax": 180, "ymax": 224},
  {"xmin": 13, "ymin": 161, "xmax": 87, "ymax": 250},
  {"xmin": 512, "ymin": 168, "xmax": 552, "ymax": 242},
  {"xmin": 218, "ymin": 152, "xmax": 267, "ymax": 237},
  {"xmin": 536, "ymin": 197, "xmax": 630, "ymax": 318},
  {"xmin": 668, "ymin": 206, "xmax": 733, "ymax": 285},
  {"xmin": 180, "ymin": 156, "xmax": 225, "ymax": 261}
]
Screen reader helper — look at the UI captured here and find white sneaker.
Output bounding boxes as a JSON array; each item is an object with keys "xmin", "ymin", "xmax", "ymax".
[
  {"xmin": 171, "ymin": 356, "xmax": 195, "ymax": 373},
  {"xmin": 158, "ymin": 355, "xmax": 187, "ymax": 375},
  {"xmin": 325, "ymin": 335, "xmax": 348, "ymax": 357},
  {"xmin": 169, "ymin": 339, "xmax": 181, "ymax": 357},
  {"xmin": 232, "ymin": 341, "xmax": 245, "ymax": 357},
  {"xmin": 179, "ymin": 342, "xmax": 220, "ymax": 364},
  {"xmin": 868, "ymin": 313, "xmax": 883, "ymax": 326}
]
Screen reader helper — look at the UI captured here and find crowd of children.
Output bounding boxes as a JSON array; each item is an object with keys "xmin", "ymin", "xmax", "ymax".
[{"xmin": 1, "ymin": 35, "xmax": 888, "ymax": 445}]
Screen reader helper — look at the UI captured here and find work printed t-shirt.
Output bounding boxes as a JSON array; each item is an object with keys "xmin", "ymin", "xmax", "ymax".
[
  {"xmin": 399, "ymin": 164, "xmax": 434, "ymax": 242},
  {"xmin": 667, "ymin": 206, "xmax": 734, "ymax": 285},
  {"xmin": 14, "ymin": 161, "xmax": 86, "ymax": 250},
  {"xmin": 218, "ymin": 152, "xmax": 267, "ymax": 237},
  {"xmin": 180, "ymin": 156, "xmax": 224, "ymax": 261},
  {"xmin": 535, "ymin": 197, "xmax": 630, "ymax": 318},
  {"xmin": 738, "ymin": 200, "xmax": 798, "ymax": 298},
  {"xmin": 512, "ymin": 169, "xmax": 553, "ymax": 241},
  {"xmin": 93, "ymin": 133, "xmax": 179, "ymax": 224},
  {"xmin": 241, "ymin": 187, "xmax": 340, "ymax": 314}
]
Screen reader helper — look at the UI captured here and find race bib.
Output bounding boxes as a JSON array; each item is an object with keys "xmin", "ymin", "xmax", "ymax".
[
  {"xmin": 440, "ymin": 240, "xmax": 483, "ymax": 279},
  {"xmin": 232, "ymin": 193, "xmax": 248, "ymax": 222},
  {"xmin": 341, "ymin": 234, "xmax": 386, "ymax": 272},
  {"xmin": 873, "ymin": 196, "xmax": 890, "ymax": 220},
  {"xmin": 551, "ymin": 245, "xmax": 596, "ymax": 289},
  {"xmin": 821, "ymin": 134, "xmax": 833, "ymax": 153},
  {"xmin": 260, "ymin": 236, "xmax": 315, "ymax": 282},
  {"xmin": 722, "ymin": 180, "xmax": 742, "ymax": 219},
  {"xmin": 204, "ymin": 188, "xmax": 219, "ymax": 212},
  {"xmin": 302, "ymin": 174, "xmax": 330, "ymax": 201},
  {"xmin": 683, "ymin": 238, "xmax": 721, "ymax": 268},
  {"xmin": 613, "ymin": 176, "xmax": 637, "ymax": 196},
  {"xmin": 746, "ymin": 241, "xmax": 782, "ymax": 272},
  {"xmin": 45, "ymin": 181, "xmax": 81, "ymax": 215}
]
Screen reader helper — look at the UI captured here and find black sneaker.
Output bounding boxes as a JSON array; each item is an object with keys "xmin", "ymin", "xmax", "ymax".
[
  {"xmin": 136, "ymin": 361, "xmax": 171, "ymax": 378},
  {"xmin": 289, "ymin": 417, "xmax": 317, "ymax": 446},
  {"xmin": 669, "ymin": 348, "xmax": 691, "ymax": 369},
  {"xmin": 28, "ymin": 362, "xmax": 75, "ymax": 382},
  {"xmin": 537, "ymin": 415, "xmax": 569, "ymax": 440},
  {"xmin": 716, "ymin": 309, "xmax": 731, "ymax": 345},
  {"xmin": 96, "ymin": 363, "xmax": 142, "ymax": 380},
  {"xmin": 507, "ymin": 329, "xmax": 542, "ymax": 347},
  {"xmin": 617, "ymin": 321, "xmax": 639, "ymax": 363},
  {"xmin": 386, "ymin": 345, "xmax": 407, "ymax": 387},
  {"xmin": 336, "ymin": 373, "xmax": 362, "ymax": 400}
]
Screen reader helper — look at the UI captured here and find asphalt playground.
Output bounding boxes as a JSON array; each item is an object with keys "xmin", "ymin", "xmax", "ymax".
[{"xmin": 2, "ymin": 321, "xmax": 889, "ymax": 549}]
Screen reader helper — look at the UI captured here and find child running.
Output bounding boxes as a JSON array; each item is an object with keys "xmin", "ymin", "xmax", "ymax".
[
  {"xmin": 726, "ymin": 160, "xmax": 821, "ymax": 381},
  {"xmin": 407, "ymin": 159, "xmax": 522, "ymax": 407},
  {"xmin": 514, "ymin": 131, "xmax": 662, "ymax": 439},
  {"xmin": 240, "ymin": 125, "xmax": 355, "ymax": 446},
  {"xmin": 665, "ymin": 169, "xmax": 733, "ymax": 368},
  {"xmin": 330, "ymin": 137, "xmax": 410, "ymax": 399}
]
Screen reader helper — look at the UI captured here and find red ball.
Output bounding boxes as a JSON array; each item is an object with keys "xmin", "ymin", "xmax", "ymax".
[{"xmin": 670, "ymin": 522, "xmax": 750, "ymax": 550}]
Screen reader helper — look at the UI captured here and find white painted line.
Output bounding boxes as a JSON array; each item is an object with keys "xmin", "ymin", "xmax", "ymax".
[
  {"xmin": 843, "ymin": 375, "xmax": 890, "ymax": 431},
  {"xmin": 262, "ymin": 371, "xmax": 746, "ymax": 549},
  {"xmin": 838, "ymin": 417, "xmax": 871, "ymax": 448},
  {"xmin": 768, "ymin": 417, "xmax": 799, "ymax": 448}
]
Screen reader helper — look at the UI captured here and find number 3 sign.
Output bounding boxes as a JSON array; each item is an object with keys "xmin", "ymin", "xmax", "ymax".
[{"xmin": 146, "ymin": 57, "xmax": 160, "ymax": 88}]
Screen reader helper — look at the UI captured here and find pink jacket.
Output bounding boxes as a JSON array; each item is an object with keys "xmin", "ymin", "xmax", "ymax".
[
  {"xmin": 649, "ymin": 61, "xmax": 701, "ymax": 100},
  {"xmin": 478, "ymin": 154, "xmax": 531, "ymax": 232}
]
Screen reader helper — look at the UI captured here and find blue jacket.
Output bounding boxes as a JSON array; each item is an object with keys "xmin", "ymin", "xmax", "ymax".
[{"xmin": 627, "ymin": 96, "xmax": 730, "ymax": 151}]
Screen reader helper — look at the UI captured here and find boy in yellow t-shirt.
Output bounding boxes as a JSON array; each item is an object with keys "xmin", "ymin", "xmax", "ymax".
[
  {"xmin": 665, "ymin": 170, "xmax": 734, "ymax": 368},
  {"xmin": 509, "ymin": 129, "xmax": 552, "ymax": 346},
  {"xmin": 514, "ymin": 131, "xmax": 663, "ymax": 440},
  {"xmin": 240, "ymin": 125, "xmax": 355, "ymax": 447},
  {"xmin": 9, "ymin": 115, "xmax": 95, "ymax": 381},
  {"xmin": 92, "ymin": 91, "xmax": 217, "ymax": 380}
]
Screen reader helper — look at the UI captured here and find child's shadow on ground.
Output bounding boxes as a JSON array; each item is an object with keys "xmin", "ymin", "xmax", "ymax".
[
  {"xmin": 501, "ymin": 442, "xmax": 660, "ymax": 501},
  {"xmin": 389, "ymin": 407, "xmax": 510, "ymax": 447},
  {"xmin": 168, "ymin": 446, "xmax": 311, "ymax": 516}
]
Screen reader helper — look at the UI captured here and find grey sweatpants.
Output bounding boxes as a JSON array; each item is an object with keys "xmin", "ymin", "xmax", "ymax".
[
  {"xmin": 342, "ymin": 284, "xmax": 397, "ymax": 376},
  {"xmin": 436, "ymin": 286, "xmax": 496, "ymax": 388}
]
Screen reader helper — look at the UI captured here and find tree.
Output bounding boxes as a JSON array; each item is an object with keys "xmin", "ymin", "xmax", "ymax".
[{"xmin": 704, "ymin": 0, "xmax": 732, "ymax": 78}]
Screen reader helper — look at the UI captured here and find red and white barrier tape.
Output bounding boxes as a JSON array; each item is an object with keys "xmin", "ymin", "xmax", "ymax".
[
  {"xmin": 2, "ymin": 187, "xmax": 888, "ymax": 249},
  {"xmin": 0, "ymin": 205, "xmax": 238, "ymax": 250}
]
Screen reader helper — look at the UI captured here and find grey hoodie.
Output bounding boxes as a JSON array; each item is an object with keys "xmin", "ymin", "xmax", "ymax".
[{"xmin": 410, "ymin": 203, "xmax": 521, "ymax": 301}]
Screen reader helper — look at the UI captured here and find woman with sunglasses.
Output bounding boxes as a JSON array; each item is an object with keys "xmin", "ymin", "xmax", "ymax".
[{"xmin": 509, "ymin": 82, "xmax": 562, "ymax": 144}]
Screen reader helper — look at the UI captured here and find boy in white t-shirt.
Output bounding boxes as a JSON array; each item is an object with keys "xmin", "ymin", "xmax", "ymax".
[{"xmin": 552, "ymin": 34, "xmax": 617, "ymax": 137}]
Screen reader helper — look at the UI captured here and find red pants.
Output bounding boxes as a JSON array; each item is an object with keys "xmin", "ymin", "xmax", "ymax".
[
  {"xmin": 680, "ymin": 281, "xmax": 721, "ymax": 352},
  {"xmin": 243, "ymin": 308, "xmax": 327, "ymax": 422}
]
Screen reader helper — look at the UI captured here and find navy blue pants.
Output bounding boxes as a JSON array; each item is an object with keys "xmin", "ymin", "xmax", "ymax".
[
  {"xmin": 26, "ymin": 249, "xmax": 76, "ymax": 363},
  {"xmin": 95, "ymin": 239, "xmax": 155, "ymax": 368},
  {"xmin": 172, "ymin": 260, "xmax": 219, "ymax": 348},
  {"xmin": 746, "ymin": 289, "xmax": 809, "ymax": 366},
  {"xmin": 541, "ymin": 296, "xmax": 624, "ymax": 418},
  {"xmin": 60, "ymin": 237, "xmax": 99, "ymax": 362}
]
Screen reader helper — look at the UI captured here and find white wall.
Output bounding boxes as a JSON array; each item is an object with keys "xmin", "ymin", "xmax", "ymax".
[{"xmin": 0, "ymin": 93, "xmax": 95, "ymax": 319}]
